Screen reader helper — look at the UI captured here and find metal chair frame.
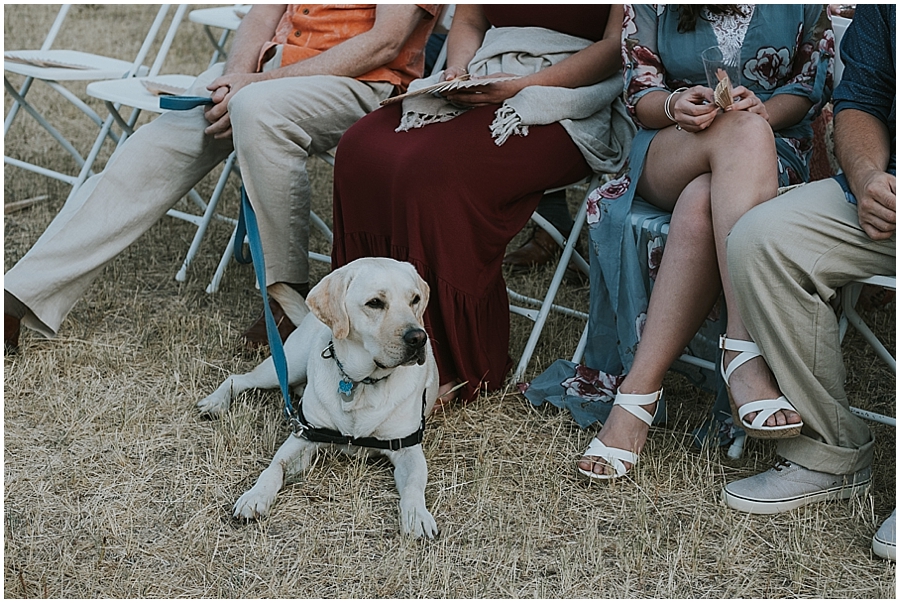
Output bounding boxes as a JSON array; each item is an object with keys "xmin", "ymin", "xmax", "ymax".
[
  {"xmin": 79, "ymin": 5, "xmax": 242, "ymax": 285},
  {"xmin": 4, "ymin": 5, "xmax": 172, "ymax": 188},
  {"xmin": 188, "ymin": 5, "xmax": 249, "ymax": 68}
]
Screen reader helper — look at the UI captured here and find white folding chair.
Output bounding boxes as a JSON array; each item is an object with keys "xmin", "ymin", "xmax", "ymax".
[
  {"xmin": 188, "ymin": 4, "xmax": 250, "ymax": 68},
  {"xmin": 84, "ymin": 5, "xmax": 242, "ymax": 283},
  {"xmin": 4, "ymin": 5, "xmax": 170, "ymax": 189}
]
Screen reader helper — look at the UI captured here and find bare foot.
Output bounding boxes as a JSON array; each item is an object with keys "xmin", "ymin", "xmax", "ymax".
[
  {"xmin": 577, "ymin": 393, "xmax": 657, "ymax": 477},
  {"xmin": 723, "ymin": 350, "xmax": 801, "ymax": 427}
]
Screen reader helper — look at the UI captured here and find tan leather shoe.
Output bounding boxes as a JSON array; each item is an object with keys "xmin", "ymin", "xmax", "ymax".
[
  {"xmin": 504, "ymin": 228, "xmax": 588, "ymax": 284},
  {"xmin": 5, "ymin": 313, "xmax": 21, "ymax": 355},
  {"xmin": 241, "ymin": 298, "xmax": 296, "ymax": 349},
  {"xmin": 503, "ymin": 228, "xmax": 558, "ymax": 272}
]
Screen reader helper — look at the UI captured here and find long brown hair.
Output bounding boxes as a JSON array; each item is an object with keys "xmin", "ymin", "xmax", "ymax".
[{"xmin": 676, "ymin": 5, "xmax": 747, "ymax": 32}]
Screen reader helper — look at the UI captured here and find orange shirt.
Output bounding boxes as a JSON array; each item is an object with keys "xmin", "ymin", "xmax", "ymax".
[{"xmin": 259, "ymin": 4, "xmax": 441, "ymax": 92}]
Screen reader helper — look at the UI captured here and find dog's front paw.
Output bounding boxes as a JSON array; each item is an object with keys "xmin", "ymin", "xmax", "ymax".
[
  {"xmin": 197, "ymin": 390, "xmax": 231, "ymax": 417},
  {"xmin": 399, "ymin": 502, "xmax": 438, "ymax": 539},
  {"xmin": 233, "ymin": 485, "xmax": 277, "ymax": 520}
]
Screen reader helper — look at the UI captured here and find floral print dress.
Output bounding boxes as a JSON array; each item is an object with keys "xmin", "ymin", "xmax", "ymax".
[{"xmin": 525, "ymin": 4, "xmax": 833, "ymax": 436}]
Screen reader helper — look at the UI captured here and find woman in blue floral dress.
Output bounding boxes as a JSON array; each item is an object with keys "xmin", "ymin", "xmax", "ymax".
[{"xmin": 528, "ymin": 4, "xmax": 833, "ymax": 480}]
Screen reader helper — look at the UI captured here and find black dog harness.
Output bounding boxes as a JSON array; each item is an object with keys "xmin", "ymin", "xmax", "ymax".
[
  {"xmin": 289, "ymin": 389, "xmax": 427, "ymax": 451},
  {"xmin": 287, "ymin": 342, "xmax": 428, "ymax": 451}
]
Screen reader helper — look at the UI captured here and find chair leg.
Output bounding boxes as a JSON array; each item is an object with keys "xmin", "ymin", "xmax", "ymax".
[
  {"xmin": 175, "ymin": 152, "xmax": 239, "ymax": 282},
  {"xmin": 511, "ymin": 175, "xmax": 598, "ymax": 382},
  {"xmin": 207, "ymin": 223, "xmax": 240, "ymax": 294},
  {"xmin": 4, "ymin": 75, "xmax": 34, "ymax": 135},
  {"xmin": 572, "ymin": 320, "xmax": 589, "ymax": 365},
  {"xmin": 841, "ymin": 283, "xmax": 896, "ymax": 372},
  {"xmin": 4, "ymin": 76, "xmax": 92, "ymax": 175}
]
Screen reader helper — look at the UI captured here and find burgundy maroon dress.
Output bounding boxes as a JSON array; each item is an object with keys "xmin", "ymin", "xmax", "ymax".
[{"xmin": 332, "ymin": 6, "xmax": 610, "ymax": 401}]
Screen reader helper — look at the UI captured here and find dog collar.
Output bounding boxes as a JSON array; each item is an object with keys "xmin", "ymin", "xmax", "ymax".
[{"xmin": 321, "ymin": 341, "xmax": 389, "ymax": 402}]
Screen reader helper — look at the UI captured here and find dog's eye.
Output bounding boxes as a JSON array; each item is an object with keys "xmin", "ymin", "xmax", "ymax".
[
  {"xmin": 411, "ymin": 295, "xmax": 421, "ymax": 305},
  {"xmin": 366, "ymin": 298, "xmax": 385, "ymax": 310}
]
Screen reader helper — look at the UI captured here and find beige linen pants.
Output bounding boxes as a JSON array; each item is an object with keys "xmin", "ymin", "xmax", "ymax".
[
  {"xmin": 727, "ymin": 178, "xmax": 895, "ymax": 474},
  {"xmin": 5, "ymin": 64, "xmax": 392, "ymax": 337}
]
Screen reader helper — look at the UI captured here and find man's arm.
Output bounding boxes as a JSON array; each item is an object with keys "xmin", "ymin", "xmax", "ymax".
[
  {"xmin": 204, "ymin": 4, "xmax": 429, "ymax": 139},
  {"xmin": 261, "ymin": 4, "xmax": 428, "ymax": 80},
  {"xmin": 222, "ymin": 4, "xmax": 288, "ymax": 76},
  {"xmin": 835, "ymin": 108, "xmax": 896, "ymax": 240}
]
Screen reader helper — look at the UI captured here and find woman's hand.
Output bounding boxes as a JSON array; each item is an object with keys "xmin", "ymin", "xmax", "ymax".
[
  {"xmin": 670, "ymin": 86, "xmax": 718, "ymax": 132},
  {"xmin": 442, "ymin": 73, "xmax": 524, "ymax": 107},
  {"xmin": 728, "ymin": 85, "xmax": 770, "ymax": 121}
]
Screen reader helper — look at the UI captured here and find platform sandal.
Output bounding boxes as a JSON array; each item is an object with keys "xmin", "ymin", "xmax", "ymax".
[
  {"xmin": 577, "ymin": 389, "xmax": 662, "ymax": 481},
  {"xmin": 719, "ymin": 335, "xmax": 803, "ymax": 439}
]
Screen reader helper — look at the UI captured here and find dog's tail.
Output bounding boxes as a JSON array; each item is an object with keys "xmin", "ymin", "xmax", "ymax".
[{"xmin": 268, "ymin": 282, "xmax": 310, "ymax": 326}]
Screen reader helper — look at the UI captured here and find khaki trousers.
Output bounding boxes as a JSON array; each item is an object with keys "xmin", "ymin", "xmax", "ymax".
[
  {"xmin": 727, "ymin": 178, "xmax": 895, "ymax": 474},
  {"xmin": 5, "ymin": 65, "xmax": 391, "ymax": 337}
]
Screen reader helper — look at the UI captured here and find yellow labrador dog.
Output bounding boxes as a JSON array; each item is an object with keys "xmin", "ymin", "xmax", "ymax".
[{"xmin": 198, "ymin": 258, "xmax": 439, "ymax": 539}]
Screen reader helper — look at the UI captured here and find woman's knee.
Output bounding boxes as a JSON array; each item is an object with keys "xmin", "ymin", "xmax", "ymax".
[{"xmin": 708, "ymin": 110, "xmax": 776, "ymax": 161}]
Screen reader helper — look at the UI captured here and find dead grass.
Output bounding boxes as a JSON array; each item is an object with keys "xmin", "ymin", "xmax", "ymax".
[{"xmin": 3, "ymin": 5, "xmax": 896, "ymax": 599}]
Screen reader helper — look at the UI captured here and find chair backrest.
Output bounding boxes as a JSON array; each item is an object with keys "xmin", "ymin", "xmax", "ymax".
[
  {"xmin": 435, "ymin": 4, "xmax": 455, "ymax": 35},
  {"xmin": 428, "ymin": 5, "xmax": 455, "ymax": 77},
  {"xmin": 38, "ymin": 4, "xmax": 73, "ymax": 51},
  {"xmin": 95, "ymin": 4, "xmax": 184, "ymax": 83},
  {"xmin": 144, "ymin": 5, "xmax": 190, "ymax": 79},
  {"xmin": 188, "ymin": 4, "xmax": 248, "ymax": 68},
  {"xmin": 831, "ymin": 15, "xmax": 852, "ymax": 86}
]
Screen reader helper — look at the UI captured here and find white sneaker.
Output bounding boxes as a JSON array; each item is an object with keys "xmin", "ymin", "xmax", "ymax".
[
  {"xmin": 873, "ymin": 509, "xmax": 896, "ymax": 561},
  {"xmin": 722, "ymin": 459, "xmax": 871, "ymax": 514}
]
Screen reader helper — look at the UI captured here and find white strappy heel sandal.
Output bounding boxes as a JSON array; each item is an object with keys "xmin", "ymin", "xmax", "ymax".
[
  {"xmin": 577, "ymin": 389, "xmax": 662, "ymax": 481},
  {"xmin": 719, "ymin": 335, "xmax": 803, "ymax": 439}
]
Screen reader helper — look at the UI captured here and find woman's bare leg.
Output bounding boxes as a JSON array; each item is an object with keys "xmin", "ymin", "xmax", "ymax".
[
  {"xmin": 579, "ymin": 111, "xmax": 798, "ymax": 475},
  {"xmin": 578, "ymin": 177, "xmax": 722, "ymax": 475}
]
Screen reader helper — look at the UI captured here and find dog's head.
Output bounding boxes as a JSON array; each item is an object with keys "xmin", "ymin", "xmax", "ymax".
[{"xmin": 306, "ymin": 258, "xmax": 431, "ymax": 369}]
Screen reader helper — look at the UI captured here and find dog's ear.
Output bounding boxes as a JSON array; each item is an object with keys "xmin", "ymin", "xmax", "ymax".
[
  {"xmin": 413, "ymin": 270, "xmax": 430, "ymax": 324},
  {"xmin": 306, "ymin": 268, "xmax": 352, "ymax": 339}
]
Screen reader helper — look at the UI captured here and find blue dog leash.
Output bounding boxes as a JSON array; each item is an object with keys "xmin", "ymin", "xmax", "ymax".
[
  {"xmin": 237, "ymin": 186, "xmax": 295, "ymax": 422},
  {"xmin": 159, "ymin": 95, "xmax": 214, "ymax": 111},
  {"xmin": 161, "ymin": 98, "xmax": 295, "ymax": 423},
  {"xmin": 237, "ymin": 188, "xmax": 427, "ymax": 447}
]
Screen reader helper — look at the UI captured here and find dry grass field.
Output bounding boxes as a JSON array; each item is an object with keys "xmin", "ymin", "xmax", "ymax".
[{"xmin": 3, "ymin": 5, "xmax": 896, "ymax": 598}]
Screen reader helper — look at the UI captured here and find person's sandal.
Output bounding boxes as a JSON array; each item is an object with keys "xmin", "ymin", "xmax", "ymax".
[
  {"xmin": 719, "ymin": 335, "xmax": 803, "ymax": 439},
  {"xmin": 577, "ymin": 389, "xmax": 661, "ymax": 481}
]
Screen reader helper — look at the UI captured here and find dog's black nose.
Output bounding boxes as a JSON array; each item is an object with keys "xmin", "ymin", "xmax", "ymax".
[{"xmin": 403, "ymin": 328, "xmax": 427, "ymax": 349}]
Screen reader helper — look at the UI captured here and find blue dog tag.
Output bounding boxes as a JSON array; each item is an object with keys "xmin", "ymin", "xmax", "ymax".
[{"xmin": 338, "ymin": 378, "xmax": 355, "ymax": 402}]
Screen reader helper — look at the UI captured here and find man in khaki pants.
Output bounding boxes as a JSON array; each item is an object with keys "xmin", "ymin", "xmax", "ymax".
[
  {"xmin": 723, "ymin": 5, "xmax": 895, "ymax": 560},
  {"xmin": 4, "ymin": 4, "xmax": 439, "ymax": 353}
]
